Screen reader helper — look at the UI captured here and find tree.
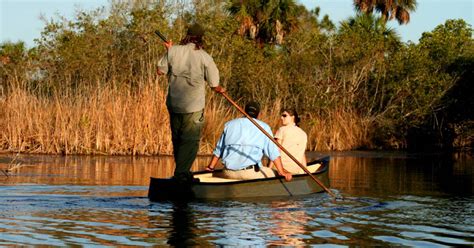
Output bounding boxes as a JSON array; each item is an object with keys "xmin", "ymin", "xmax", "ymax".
[
  {"xmin": 419, "ymin": 19, "xmax": 473, "ymax": 68},
  {"xmin": 339, "ymin": 13, "xmax": 400, "ymax": 41},
  {"xmin": 354, "ymin": 0, "xmax": 417, "ymax": 25},
  {"xmin": 227, "ymin": 0, "xmax": 302, "ymax": 44},
  {"xmin": 335, "ymin": 14, "xmax": 401, "ymax": 109},
  {"xmin": 0, "ymin": 41, "xmax": 30, "ymax": 92}
]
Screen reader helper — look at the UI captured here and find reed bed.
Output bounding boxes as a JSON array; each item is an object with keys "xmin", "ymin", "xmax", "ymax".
[
  {"xmin": 0, "ymin": 82, "xmax": 374, "ymax": 155},
  {"xmin": 303, "ymin": 110, "xmax": 373, "ymax": 151},
  {"xmin": 1, "ymin": 82, "xmax": 171, "ymax": 155}
]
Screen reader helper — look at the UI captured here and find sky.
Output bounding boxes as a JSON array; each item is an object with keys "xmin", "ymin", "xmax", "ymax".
[{"xmin": 1, "ymin": 0, "xmax": 473, "ymax": 47}]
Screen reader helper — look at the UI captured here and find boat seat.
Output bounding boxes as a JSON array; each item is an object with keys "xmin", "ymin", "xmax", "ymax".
[
  {"xmin": 296, "ymin": 163, "xmax": 321, "ymax": 174},
  {"xmin": 195, "ymin": 163, "xmax": 322, "ymax": 183},
  {"xmin": 194, "ymin": 172, "xmax": 240, "ymax": 183}
]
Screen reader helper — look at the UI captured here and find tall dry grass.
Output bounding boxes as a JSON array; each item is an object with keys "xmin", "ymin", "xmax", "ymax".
[
  {"xmin": 303, "ymin": 110, "xmax": 373, "ymax": 151},
  {"xmin": 0, "ymin": 80, "xmax": 374, "ymax": 155},
  {"xmin": 1, "ymin": 82, "xmax": 173, "ymax": 155}
]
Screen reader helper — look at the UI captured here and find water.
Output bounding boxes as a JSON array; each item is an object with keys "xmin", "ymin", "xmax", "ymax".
[{"xmin": 0, "ymin": 152, "xmax": 472, "ymax": 246}]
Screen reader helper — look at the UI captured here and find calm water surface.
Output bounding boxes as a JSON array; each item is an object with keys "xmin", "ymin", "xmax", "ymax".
[{"xmin": 0, "ymin": 152, "xmax": 472, "ymax": 246}]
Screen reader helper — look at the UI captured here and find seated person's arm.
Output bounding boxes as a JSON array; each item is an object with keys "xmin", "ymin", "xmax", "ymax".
[
  {"xmin": 267, "ymin": 160, "xmax": 275, "ymax": 169},
  {"xmin": 268, "ymin": 138, "xmax": 281, "ymax": 169},
  {"xmin": 206, "ymin": 155, "xmax": 219, "ymax": 171},
  {"xmin": 272, "ymin": 157, "xmax": 292, "ymax": 181}
]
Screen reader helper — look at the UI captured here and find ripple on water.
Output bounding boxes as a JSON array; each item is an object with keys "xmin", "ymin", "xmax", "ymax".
[
  {"xmin": 311, "ymin": 230, "xmax": 349, "ymax": 240},
  {"xmin": 374, "ymin": 235, "xmax": 448, "ymax": 247},
  {"xmin": 0, "ymin": 184, "xmax": 473, "ymax": 246}
]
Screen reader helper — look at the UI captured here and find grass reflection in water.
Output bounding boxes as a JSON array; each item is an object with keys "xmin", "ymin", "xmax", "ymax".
[{"xmin": 0, "ymin": 152, "xmax": 472, "ymax": 246}]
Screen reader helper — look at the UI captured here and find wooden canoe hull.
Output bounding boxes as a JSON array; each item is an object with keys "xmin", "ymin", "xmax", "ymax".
[{"xmin": 148, "ymin": 156, "xmax": 330, "ymax": 201}]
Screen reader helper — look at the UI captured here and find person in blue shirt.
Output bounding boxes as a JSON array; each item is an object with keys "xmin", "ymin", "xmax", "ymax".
[{"xmin": 206, "ymin": 101, "xmax": 292, "ymax": 181}]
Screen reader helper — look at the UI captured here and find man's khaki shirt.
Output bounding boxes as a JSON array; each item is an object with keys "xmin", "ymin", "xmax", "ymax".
[{"xmin": 158, "ymin": 43, "xmax": 219, "ymax": 113}]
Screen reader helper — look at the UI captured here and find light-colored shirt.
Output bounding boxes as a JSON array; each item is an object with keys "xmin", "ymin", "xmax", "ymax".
[
  {"xmin": 213, "ymin": 117, "xmax": 280, "ymax": 170},
  {"xmin": 158, "ymin": 43, "xmax": 219, "ymax": 113},
  {"xmin": 274, "ymin": 124, "xmax": 307, "ymax": 173}
]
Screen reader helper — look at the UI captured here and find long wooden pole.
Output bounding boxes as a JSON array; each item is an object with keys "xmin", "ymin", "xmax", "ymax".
[{"xmin": 220, "ymin": 92, "xmax": 336, "ymax": 199}]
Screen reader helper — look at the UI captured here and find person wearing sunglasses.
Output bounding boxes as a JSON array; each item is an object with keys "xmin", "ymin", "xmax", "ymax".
[{"xmin": 274, "ymin": 109, "xmax": 308, "ymax": 174}]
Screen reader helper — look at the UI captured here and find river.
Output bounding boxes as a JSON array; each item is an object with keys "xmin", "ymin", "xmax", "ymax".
[{"xmin": 0, "ymin": 151, "xmax": 472, "ymax": 246}]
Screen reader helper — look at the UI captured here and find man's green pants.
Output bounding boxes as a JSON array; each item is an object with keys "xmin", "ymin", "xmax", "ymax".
[{"xmin": 169, "ymin": 110, "xmax": 204, "ymax": 183}]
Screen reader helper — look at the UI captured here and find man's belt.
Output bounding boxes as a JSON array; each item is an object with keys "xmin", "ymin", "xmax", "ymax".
[{"xmin": 241, "ymin": 164, "xmax": 260, "ymax": 172}]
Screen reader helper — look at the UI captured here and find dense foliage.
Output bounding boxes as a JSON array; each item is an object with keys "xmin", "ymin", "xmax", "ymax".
[{"xmin": 1, "ymin": 0, "xmax": 472, "ymax": 153}]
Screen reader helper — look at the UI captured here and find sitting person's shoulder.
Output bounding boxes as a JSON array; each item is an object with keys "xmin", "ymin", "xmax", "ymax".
[
  {"xmin": 295, "ymin": 126, "xmax": 308, "ymax": 138},
  {"xmin": 225, "ymin": 117, "xmax": 247, "ymax": 126},
  {"xmin": 296, "ymin": 125, "xmax": 307, "ymax": 132},
  {"xmin": 255, "ymin": 119, "xmax": 272, "ymax": 129},
  {"xmin": 277, "ymin": 125, "xmax": 291, "ymax": 133}
]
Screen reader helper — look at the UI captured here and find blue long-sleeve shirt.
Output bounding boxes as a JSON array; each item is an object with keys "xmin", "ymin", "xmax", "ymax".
[{"xmin": 213, "ymin": 117, "xmax": 280, "ymax": 170}]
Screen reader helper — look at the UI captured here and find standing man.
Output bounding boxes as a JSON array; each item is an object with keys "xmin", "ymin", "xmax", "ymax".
[{"xmin": 157, "ymin": 23, "xmax": 225, "ymax": 184}]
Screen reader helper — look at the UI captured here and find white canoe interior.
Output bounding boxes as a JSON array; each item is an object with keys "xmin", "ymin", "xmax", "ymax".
[{"xmin": 195, "ymin": 163, "xmax": 322, "ymax": 183}]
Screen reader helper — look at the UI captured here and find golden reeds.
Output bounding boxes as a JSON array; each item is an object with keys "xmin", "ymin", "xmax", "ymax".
[
  {"xmin": 0, "ymin": 81, "xmax": 374, "ymax": 155},
  {"xmin": 1, "ymin": 82, "xmax": 168, "ymax": 155},
  {"xmin": 303, "ymin": 109, "xmax": 373, "ymax": 151}
]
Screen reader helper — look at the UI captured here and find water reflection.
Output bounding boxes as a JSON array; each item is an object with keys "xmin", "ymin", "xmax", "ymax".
[
  {"xmin": 0, "ymin": 190, "xmax": 472, "ymax": 246},
  {"xmin": 0, "ymin": 152, "xmax": 473, "ymax": 246},
  {"xmin": 0, "ymin": 155, "xmax": 213, "ymax": 187},
  {"xmin": 325, "ymin": 151, "xmax": 473, "ymax": 196},
  {"xmin": 268, "ymin": 201, "xmax": 310, "ymax": 246},
  {"xmin": 1, "ymin": 152, "xmax": 471, "ymax": 197},
  {"xmin": 166, "ymin": 202, "xmax": 197, "ymax": 246}
]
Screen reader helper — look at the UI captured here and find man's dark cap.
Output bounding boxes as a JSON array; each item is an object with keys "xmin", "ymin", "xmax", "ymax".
[
  {"xmin": 245, "ymin": 101, "xmax": 260, "ymax": 117},
  {"xmin": 187, "ymin": 23, "xmax": 205, "ymax": 37}
]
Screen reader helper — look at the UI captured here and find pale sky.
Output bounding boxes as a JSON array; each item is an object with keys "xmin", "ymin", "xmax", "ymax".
[
  {"xmin": 1, "ymin": 0, "xmax": 473, "ymax": 47},
  {"xmin": 301, "ymin": 0, "xmax": 473, "ymax": 42}
]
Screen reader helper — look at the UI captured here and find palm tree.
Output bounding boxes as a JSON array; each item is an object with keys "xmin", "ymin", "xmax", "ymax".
[
  {"xmin": 353, "ymin": 0, "xmax": 417, "ymax": 25},
  {"xmin": 339, "ymin": 13, "xmax": 400, "ymax": 44},
  {"xmin": 227, "ymin": 0, "xmax": 301, "ymax": 44}
]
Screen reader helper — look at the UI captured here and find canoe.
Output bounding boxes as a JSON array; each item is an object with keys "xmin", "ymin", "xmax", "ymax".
[{"xmin": 148, "ymin": 156, "xmax": 330, "ymax": 201}]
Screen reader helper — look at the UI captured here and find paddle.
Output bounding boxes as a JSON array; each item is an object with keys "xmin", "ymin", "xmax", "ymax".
[
  {"xmin": 219, "ymin": 92, "xmax": 337, "ymax": 199},
  {"xmin": 155, "ymin": 30, "xmax": 168, "ymax": 43}
]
